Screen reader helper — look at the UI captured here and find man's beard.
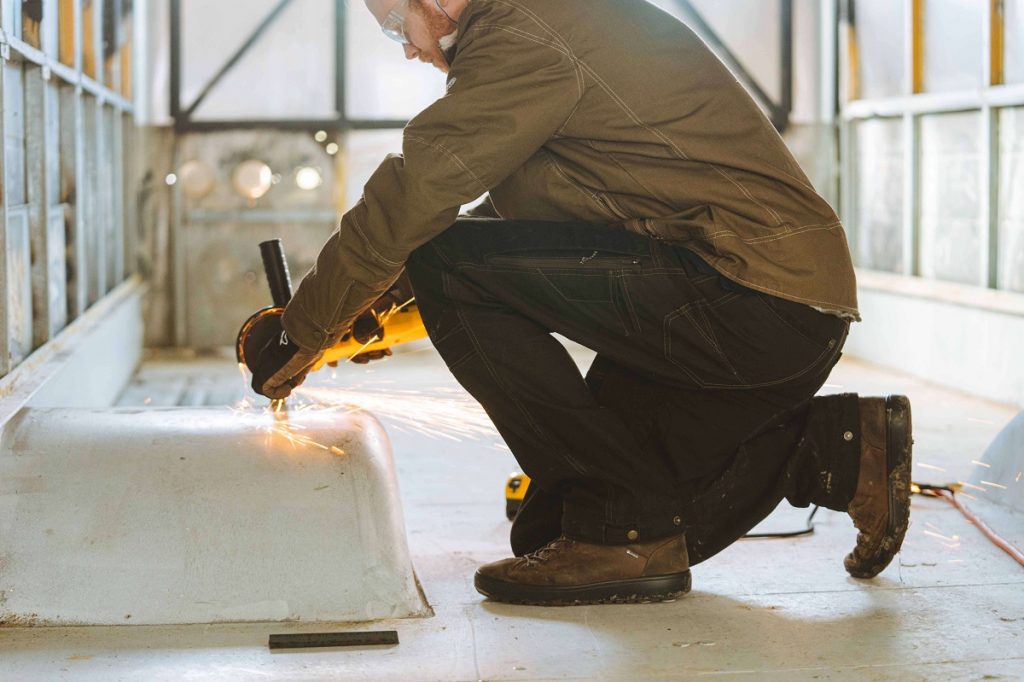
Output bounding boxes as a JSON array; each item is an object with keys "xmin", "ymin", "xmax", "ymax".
[{"xmin": 412, "ymin": 0, "xmax": 457, "ymax": 40}]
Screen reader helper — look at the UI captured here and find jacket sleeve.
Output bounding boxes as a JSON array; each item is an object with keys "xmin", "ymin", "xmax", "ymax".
[{"xmin": 282, "ymin": 26, "xmax": 583, "ymax": 351}]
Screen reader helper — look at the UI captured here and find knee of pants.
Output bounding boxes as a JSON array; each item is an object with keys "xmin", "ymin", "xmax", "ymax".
[{"xmin": 406, "ymin": 242, "xmax": 446, "ymax": 303}]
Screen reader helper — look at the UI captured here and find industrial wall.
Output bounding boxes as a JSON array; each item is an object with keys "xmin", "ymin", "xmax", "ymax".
[
  {"xmin": 131, "ymin": 0, "xmax": 832, "ymax": 350},
  {"xmin": 10, "ymin": 0, "xmax": 1013, "ymax": 406},
  {"xmin": 0, "ymin": 0, "xmax": 139, "ymax": 385},
  {"xmin": 838, "ymin": 0, "xmax": 1024, "ymax": 407}
]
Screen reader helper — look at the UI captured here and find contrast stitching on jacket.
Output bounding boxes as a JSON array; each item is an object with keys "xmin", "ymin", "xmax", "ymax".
[
  {"xmin": 544, "ymin": 152, "xmax": 611, "ymax": 214},
  {"xmin": 484, "ymin": 1, "xmax": 585, "ymax": 100},
  {"xmin": 324, "ymin": 281, "xmax": 355, "ymax": 345},
  {"xmin": 700, "ymin": 257, "xmax": 860, "ymax": 317},
  {"xmin": 471, "ymin": 23, "xmax": 584, "ymax": 102},
  {"xmin": 489, "ymin": 0, "xmax": 574, "ymax": 53},
  {"xmin": 574, "ymin": 59, "xmax": 785, "ymax": 227},
  {"xmin": 599, "ymin": 192, "xmax": 633, "ymax": 221},
  {"xmin": 584, "ymin": 139, "xmax": 662, "ymax": 201},
  {"xmin": 558, "ymin": 85, "xmax": 586, "ymax": 134},
  {"xmin": 349, "ymin": 212, "xmax": 405, "ymax": 268},
  {"xmin": 706, "ymin": 221, "xmax": 843, "ymax": 245},
  {"xmin": 404, "ymin": 134, "xmax": 489, "ymax": 195},
  {"xmin": 473, "ymin": 23, "xmax": 570, "ymax": 58},
  {"xmin": 768, "ymin": 164, "xmax": 818, "ymax": 193},
  {"xmin": 288, "ymin": 294, "xmax": 329, "ymax": 350}
]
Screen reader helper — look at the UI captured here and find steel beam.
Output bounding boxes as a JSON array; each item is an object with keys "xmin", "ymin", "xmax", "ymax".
[
  {"xmin": 778, "ymin": 0, "xmax": 793, "ymax": 131},
  {"xmin": 666, "ymin": 0, "xmax": 792, "ymax": 132},
  {"xmin": 112, "ymin": 108, "xmax": 126, "ymax": 283},
  {"xmin": 900, "ymin": 0, "xmax": 918, "ymax": 277},
  {"xmin": 980, "ymin": 0, "xmax": 998, "ymax": 289},
  {"xmin": 178, "ymin": 0, "xmax": 296, "ymax": 125},
  {"xmin": 335, "ymin": 0, "xmax": 346, "ymax": 122},
  {"xmin": 26, "ymin": 65, "xmax": 68, "ymax": 347},
  {"xmin": 169, "ymin": 0, "xmax": 180, "ymax": 122},
  {"xmin": 0, "ymin": 60, "xmax": 7, "ymax": 378},
  {"xmin": 842, "ymin": 83, "xmax": 1024, "ymax": 120},
  {"xmin": 60, "ymin": 83, "xmax": 88, "ymax": 320},
  {"xmin": 172, "ymin": 118, "xmax": 410, "ymax": 132},
  {"xmin": 0, "ymin": 22, "xmax": 132, "ymax": 112}
]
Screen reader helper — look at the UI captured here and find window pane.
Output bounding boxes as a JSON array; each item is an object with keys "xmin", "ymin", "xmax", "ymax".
[
  {"xmin": 345, "ymin": 2, "xmax": 445, "ymax": 120},
  {"xmin": 646, "ymin": 0, "xmax": 782, "ymax": 104},
  {"xmin": 854, "ymin": 118, "xmax": 904, "ymax": 271},
  {"xmin": 4, "ymin": 64, "xmax": 26, "ymax": 207},
  {"xmin": 920, "ymin": 111, "xmax": 983, "ymax": 285},
  {"xmin": 853, "ymin": 0, "xmax": 907, "ymax": 99},
  {"xmin": 998, "ymin": 107, "xmax": 1024, "ymax": 291},
  {"xmin": 184, "ymin": 0, "xmax": 336, "ymax": 121},
  {"xmin": 1006, "ymin": 0, "xmax": 1024, "ymax": 84},
  {"xmin": 342, "ymin": 130, "xmax": 404, "ymax": 210},
  {"xmin": 23, "ymin": 0, "xmax": 43, "ymax": 48},
  {"xmin": 923, "ymin": 0, "xmax": 984, "ymax": 93},
  {"xmin": 59, "ymin": 0, "xmax": 75, "ymax": 66}
]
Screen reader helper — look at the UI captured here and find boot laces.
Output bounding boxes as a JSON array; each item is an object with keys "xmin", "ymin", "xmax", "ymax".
[{"xmin": 521, "ymin": 537, "xmax": 573, "ymax": 567}]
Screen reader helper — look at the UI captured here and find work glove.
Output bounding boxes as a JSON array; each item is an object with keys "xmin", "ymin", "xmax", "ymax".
[
  {"xmin": 342, "ymin": 271, "xmax": 414, "ymax": 365},
  {"xmin": 251, "ymin": 328, "xmax": 323, "ymax": 400},
  {"xmin": 350, "ymin": 348, "xmax": 392, "ymax": 365}
]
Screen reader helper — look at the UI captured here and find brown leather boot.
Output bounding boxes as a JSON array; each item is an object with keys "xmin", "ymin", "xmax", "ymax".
[
  {"xmin": 474, "ymin": 534, "xmax": 691, "ymax": 605},
  {"xmin": 845, "ymin": 395, "xmax": 913, "ymax": 578}
]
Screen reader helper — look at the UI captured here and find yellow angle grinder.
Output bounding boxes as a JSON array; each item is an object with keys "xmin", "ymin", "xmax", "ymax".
[
  {"xmin": 238, "ymin": 241, "xmax": 528, "ymax": 520},
  {"xmin": 236, "ymin": 239, "xmax": 429, "ymax": 376},
  {"xmin": 505, "ymin": 473, "xmax": 532, "ymax": 520}
]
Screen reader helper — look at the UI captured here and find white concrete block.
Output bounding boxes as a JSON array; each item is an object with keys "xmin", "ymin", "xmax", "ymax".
[
  {"xmin": 0, "ymin": 407, "xmax": 429, "ymax": 626},
  {"xmin": 973, "ymin": 411, "xmax": 1024, "ymax": 513},
  {"xmin": 845, "ymin": 273, "xmax": 1024, "ymax": 407}
]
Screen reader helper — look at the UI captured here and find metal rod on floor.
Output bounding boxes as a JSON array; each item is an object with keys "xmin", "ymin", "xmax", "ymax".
[{"xmin": 268, "ymin": 631, "xmax": 400, "ymax": 650}]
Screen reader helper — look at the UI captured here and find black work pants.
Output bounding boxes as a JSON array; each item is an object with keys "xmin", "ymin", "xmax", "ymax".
[{"xmin": 406, "ymin": 218, "xmax": 861, "ymax": 565}]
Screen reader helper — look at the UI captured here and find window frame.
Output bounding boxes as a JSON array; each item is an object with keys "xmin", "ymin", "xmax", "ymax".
[{"xmin": 840, "ymin": 0, "xmax": 1024, "ymax": 291}]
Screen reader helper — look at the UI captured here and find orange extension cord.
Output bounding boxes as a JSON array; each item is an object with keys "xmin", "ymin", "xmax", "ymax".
[{"xmin": 919, "ymin": 486, "xmax": 1024, "ymax": 568}]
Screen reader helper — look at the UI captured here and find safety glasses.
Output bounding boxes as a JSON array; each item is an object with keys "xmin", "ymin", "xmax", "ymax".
[{"xmin": 381, "ymin": 0, "xmax": 411, "ymax": 45}]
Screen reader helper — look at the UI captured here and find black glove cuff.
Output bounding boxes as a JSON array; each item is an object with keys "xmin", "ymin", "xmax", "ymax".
[{"xmin": 251, "ymin": 327, "xmax": 300, "ymax": 395}]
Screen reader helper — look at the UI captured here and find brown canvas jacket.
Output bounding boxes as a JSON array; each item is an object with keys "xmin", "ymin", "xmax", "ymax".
[{"xmin": 283, "ymin": 0, "xmax": 859, "ymax": 352}]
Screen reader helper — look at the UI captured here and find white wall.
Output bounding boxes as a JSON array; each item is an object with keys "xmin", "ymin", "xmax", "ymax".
[{"xmin": 846, "ymin": 273, "xmax": 1024, "ymax": 408}]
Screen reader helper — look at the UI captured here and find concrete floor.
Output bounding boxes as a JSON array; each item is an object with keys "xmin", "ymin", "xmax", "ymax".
[{"xmin": 1, "ymin": 341, "xmax": 1022, "ymax": 681}]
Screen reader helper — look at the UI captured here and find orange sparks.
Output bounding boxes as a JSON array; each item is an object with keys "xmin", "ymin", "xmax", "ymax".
[
  {"xmin": 957, "ymin": 481, "xmax": 987, "ymax": 492},
  {"xmin": 923, "ymin": 529, "xmax": 960, "ymax": 543},
  {"xmin": 347, "ymin": 335, "xmax": 381, "ymax": 363},
  {"xmin": 917, "ymin": 462, "xmax": 946, "ymax": 472},
  {"xmin": 980, "ymin": 480, "xmax": 1007, "ymax": 490},
  {"xmin": 294, "ymin": 385, "xmax": 497, "ymax": 441},
  {"xmin": 971, "ymin": 459, "xmax": 991, "ymax": 468}
]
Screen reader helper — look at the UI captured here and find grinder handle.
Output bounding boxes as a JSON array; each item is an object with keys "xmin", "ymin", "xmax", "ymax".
[{"xmin": 259, "ymin": 239, "xmax": 293, "ymax": 307}]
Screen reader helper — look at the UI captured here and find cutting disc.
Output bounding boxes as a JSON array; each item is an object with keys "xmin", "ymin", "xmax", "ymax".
[{"xmin": 236, "ymin": 306, "xmax": 286, "ymax": 373}]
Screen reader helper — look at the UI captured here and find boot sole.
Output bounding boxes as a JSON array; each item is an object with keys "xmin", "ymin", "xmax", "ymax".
[
  {"xmin": 474, "ymin": 570, "xmax": 692, "ymax": 606},
  {"xmin": 846, "ymin": 394, "xmax": 913, "ymax": 579}
]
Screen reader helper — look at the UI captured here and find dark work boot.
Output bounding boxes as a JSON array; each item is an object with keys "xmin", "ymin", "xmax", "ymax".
[
  {"xmin": 845, "ymin": 395, "xmax": 913, "ymax": 578},
  {"xmin": 475, "ymin": 534, "xmax": 691, "ymax": 605}
]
